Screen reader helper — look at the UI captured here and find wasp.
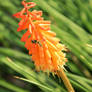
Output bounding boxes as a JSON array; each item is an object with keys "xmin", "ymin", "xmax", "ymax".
[{"xmin": 31, "ymin": 40, "xmax": 42, "ymax": 46}]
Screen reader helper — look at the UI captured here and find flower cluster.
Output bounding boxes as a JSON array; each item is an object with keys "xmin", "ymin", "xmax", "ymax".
[{"xmin": 13, "ymin": 0, "xmax": 67, "ymax": 73}]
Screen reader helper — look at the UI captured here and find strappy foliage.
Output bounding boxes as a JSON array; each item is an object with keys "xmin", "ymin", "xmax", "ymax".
[{"xmin": 0, "ymin": 0, "xmax": 92, "ymax": 92}]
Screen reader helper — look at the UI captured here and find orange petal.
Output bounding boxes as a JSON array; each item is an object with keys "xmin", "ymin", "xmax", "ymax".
[
  {"xmin": 21, "ymin": 30, "xmax": 31, "ymax": 42},
  {"xmin": 42, "ymin": 42, "xmax": 52, "ymax": 70},
  {"xmin": 43, "ymin": 31, "xmax": 56, "ymax": 37},
  {"xmin": 46, "ymin": 40, "xmax": 57, "ymax": 51}
]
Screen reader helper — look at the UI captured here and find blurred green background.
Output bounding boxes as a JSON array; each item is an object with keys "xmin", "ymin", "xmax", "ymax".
[{"xmin": 0, "ymin": 0, "xmax": 92, "ymax": 92}]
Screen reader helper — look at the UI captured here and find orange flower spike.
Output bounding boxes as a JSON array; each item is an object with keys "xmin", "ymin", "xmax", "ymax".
[{"xmin": 13, "ymin": 0, "xmax": 75, "ymax": 92}]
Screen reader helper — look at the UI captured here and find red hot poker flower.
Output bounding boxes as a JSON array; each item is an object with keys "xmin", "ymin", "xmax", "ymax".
[
  {"xmin": 13, "ymin": 1, "xmax": 74, "ymax": 92},
  {"xmin": 13, "ymin": 0, "xmax": 67, "ymax": 72}
]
